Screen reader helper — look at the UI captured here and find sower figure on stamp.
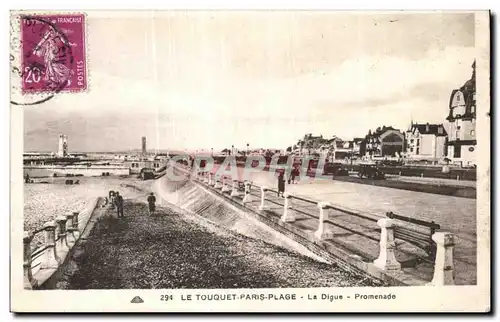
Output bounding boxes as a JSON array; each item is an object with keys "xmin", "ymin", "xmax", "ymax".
[
  {"xmin": 114, "ymin": 192, "xmax": 124, "ymax": 218},
  {"xmin": 147, "ymin": 192, "xmax": 156, "ymax": 216}
]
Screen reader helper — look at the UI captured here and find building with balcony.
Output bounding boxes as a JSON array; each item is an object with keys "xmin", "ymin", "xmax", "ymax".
[{"xmin": 445, "ymin": 60, "xmax": 476, "ymax": 166}]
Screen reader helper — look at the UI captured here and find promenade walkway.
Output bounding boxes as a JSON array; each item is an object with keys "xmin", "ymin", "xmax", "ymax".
[{"xmin": 58, "ymin": 198, "xmax": 379, "ymax": 289}]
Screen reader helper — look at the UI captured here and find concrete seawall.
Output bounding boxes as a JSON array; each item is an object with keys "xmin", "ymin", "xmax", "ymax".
[
  {"xmin": 153, "ymin": 173, "xmax": 328, "ymax": 263},
  {"xmin": 155, "ymin": 167, "xmax": 422, "ymax": 285},
  {"xmin": 162, "ymin": 164, "xmax": 471, "ymax": 286}
]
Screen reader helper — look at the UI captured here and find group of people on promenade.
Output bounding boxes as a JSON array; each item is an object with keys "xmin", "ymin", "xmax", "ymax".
[{"xmin": 107, "ymin": 190, "xmax": 157, "ymax": 217}]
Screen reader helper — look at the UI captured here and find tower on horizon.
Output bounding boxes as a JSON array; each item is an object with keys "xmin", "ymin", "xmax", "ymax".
[
  {"xmin": 142, "ymin": 136, "xmax": 147, "ymax": 156},
  {"xmin": 57, "ymin": 134, "xmax": 68, "ymax": 157}
]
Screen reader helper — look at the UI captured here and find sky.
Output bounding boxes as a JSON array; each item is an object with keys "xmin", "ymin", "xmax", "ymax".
[{"xmin": 21, "ymin": 11, "xmax": 476, "ymax": 153}]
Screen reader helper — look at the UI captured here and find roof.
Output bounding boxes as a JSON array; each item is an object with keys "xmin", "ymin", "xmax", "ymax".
[
  {"xmin": 367, "ymin": 126, "xmax": 400, "ymax": 138},
  {"xmin": 412, "ymin": 123, "xmax": 448, "ymax": 136}
]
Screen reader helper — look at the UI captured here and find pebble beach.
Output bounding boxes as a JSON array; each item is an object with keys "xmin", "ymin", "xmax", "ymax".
[{"xmin": 23, "ymin": 176, "xmax": 152, "ymax": 249}]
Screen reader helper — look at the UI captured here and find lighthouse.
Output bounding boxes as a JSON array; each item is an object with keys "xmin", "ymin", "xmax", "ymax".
[{"xmin": 57, "ymin": 134, "xmax": 68, "ymax": 157}]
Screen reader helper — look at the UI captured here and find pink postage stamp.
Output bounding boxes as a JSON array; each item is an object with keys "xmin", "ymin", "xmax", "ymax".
[{"xmin": 21, "ymin": 14, "xmax": 86, "ymax": 94}]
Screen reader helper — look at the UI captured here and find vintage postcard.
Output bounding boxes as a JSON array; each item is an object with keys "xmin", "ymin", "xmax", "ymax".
[{"xmin": 10, "ymin": 10, "xmax": 490, "ymax": 312}]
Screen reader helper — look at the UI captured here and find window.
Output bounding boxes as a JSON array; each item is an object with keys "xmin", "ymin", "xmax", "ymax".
[
  {"xmin": 457, "ymin": 126, "xmax": 461, "ymax": 130},
  {"xmin": 453, "ymin": 146, "xmax": 461, "ymax": 158},
  {"xmin": 410, "ymin": 147, "xmax": 414, "ymax": 153},
  {"xmin": 416, "ymin": 139, "xmax": 420, "ymax": 147},
  {"xmin": 410, "ymin": 139, "xmax": 414, "ymax": 144},
  {"xmin": 416, "ymin": 147, "xmax": 419, "ymax": 155}
]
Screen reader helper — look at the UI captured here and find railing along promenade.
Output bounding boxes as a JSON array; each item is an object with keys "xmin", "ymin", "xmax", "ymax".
[
  {"xmin": 176, "ymin": 163, "xmax": 455, "ymax": 286},
  {"xmin": 23, "ymin": 198, "xmax": 103, "ymax": 290}
]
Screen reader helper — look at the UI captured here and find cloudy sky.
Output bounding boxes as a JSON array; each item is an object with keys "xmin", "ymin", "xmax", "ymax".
[{"xmin": 22, "ymin": 11, "xmax": 475, "ymax": 153}]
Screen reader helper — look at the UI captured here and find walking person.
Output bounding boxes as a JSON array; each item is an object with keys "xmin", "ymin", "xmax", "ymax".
[
  {"xmin": 115, "ymin": 192, "xmax": 124, "ymax": 218},
  {"xmin": 109, "ymin": 191, "xmax": 115, "ymax": 209},
  {"xmin": 147, "ymin": 192, "xmax": 156, "ymax": 216},
  {"xmin": 290, "ymin": 165, "xmax": 299, "ymax": 184},
  {"xmin": 277, "ymin": 171, "xmax": 286, "ymax": 198}
]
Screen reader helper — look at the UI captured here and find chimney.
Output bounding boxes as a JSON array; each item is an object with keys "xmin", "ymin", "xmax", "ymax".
[
  {"xmin": 426, "ymin": 123, "xmax": 430, "ymax": 133},
  {"xmin": 142, "ymin": 136, "xmax": 147, "ymax": 155}
]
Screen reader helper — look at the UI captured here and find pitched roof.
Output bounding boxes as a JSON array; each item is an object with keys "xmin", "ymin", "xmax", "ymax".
[
  {"xmin": 412, "ymin": 123, "xmax": 447, "ymax": 136},
  {"xmin": 367, "ymin": 126, "xmax": 400, "ymax": 138}
]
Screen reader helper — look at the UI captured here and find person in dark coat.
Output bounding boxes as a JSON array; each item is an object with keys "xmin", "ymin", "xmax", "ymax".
[
  {"xmin": 147, "ymin": 192, "xmax": 156, "ymax": 216},
  {"xmin": 114, "ymin": 192, "xmax": 124, "ymax": 218},
  {"xmin": 277, "ymin": 172, "xmax": 285, "ymax": 197},
  {"xmin": 289, "ymin": 166, "xmax": 299, "ymax": 184}
]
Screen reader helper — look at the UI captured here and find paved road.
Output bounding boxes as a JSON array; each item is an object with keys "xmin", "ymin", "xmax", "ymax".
[{"xmin": 385, "ymin": 175, "xmax": 476, "ymax": 188}]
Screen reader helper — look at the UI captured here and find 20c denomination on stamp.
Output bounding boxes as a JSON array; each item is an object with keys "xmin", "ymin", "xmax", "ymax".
[{"xmin": 21, "ymin": 14, "xmax": 86, "ymax": 94}]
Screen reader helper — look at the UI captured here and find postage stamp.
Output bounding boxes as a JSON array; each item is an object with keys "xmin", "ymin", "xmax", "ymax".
[{"xmin": 20, "ymin": 14, "xmax": 87, "ymax": 94}]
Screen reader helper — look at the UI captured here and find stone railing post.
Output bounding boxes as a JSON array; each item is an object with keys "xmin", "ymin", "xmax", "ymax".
[
  {"xmin": 109, "ymin": 193, "xmax": 115, "ymax": 209},
  {"xmin": 281, "ymin": 193, "xmax": 296, "ymax": 222},
  {"xmin": 214, "ymin": 176, "xmax": 223, "ymax": 189},
  {"xmin": 259, "ymin": 186, "xmax": 269, "ymax": 211},
  {"xmin": 23, "ymin": 231, "xmax": 37, "ymax": 289},
  {"xmin": 72, "ymin": 211, "xmax": 80, "ymax": 240},
  {"xmin": 65, "ymin": 213, "xmax": 76, "ymax": 247},
  {"xmin": 373, "ymin": 218, "xmax": 401, "ymax": 272},
  {"xmin": 427, "ymin": 232, "xmax": 455, "ymax": 286},
  {"xmin": 41, "ymin": 221, "xmax": 59, "ymax": 269},
  {"xmin": 230, "ymin": 180, "xmax": 240, "ymax": 197},
  {"xmin": 203, "ymin": 172, "xmax": 210, "ymax": 184},
  {"xmin": 209, "ymin": 173, "xmax": 215, "ymax": 186},
  {"xmin": 314, "ymin": 202, "xmax": 333, "ymax": 240},
  {"xmin": 221, "ymin": 177, "xmax": 231, "ymax": 193},
  {"xmin": 242, "ymin": 181, "xmax": 252, "ymax": 204},
  {"xmin": 55, "ymin": 216, "xmax": 70, "ymax": 256}
]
